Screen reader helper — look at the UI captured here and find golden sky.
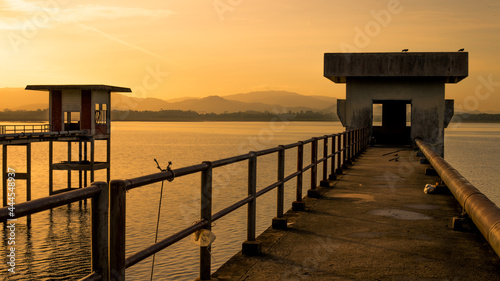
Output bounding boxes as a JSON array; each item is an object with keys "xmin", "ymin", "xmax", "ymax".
[{"xmin": 1, "ymin": 0, "xmax": 500, "ymax": 111}]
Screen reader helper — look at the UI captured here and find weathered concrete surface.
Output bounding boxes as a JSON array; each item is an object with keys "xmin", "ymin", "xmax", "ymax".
[
  {"xmin": 212, "ymin": 147, "xmax": 500, "ymax": 281},
  {"xmin": 324, "ymin": 52, "xmax": 468, "ymax": 83},
  {"xmin": 326, "ymin": 52, "xmax": 468, "ymax": 157}
]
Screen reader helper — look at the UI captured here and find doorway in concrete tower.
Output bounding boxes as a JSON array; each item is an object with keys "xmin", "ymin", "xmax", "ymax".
[{"xmin": 372, "ymin": 100, "xmax": 411, "ymax": 145}]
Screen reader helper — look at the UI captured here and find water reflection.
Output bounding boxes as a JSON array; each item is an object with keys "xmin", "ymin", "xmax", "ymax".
[{"xmin": 1, "ymin": 203, "xmax": 91, "ymax": 280}]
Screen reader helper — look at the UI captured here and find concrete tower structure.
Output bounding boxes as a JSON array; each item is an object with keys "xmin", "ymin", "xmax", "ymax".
[{"xmin": 324, "ymin": 52, "xmax": 468, "ymax": 156}]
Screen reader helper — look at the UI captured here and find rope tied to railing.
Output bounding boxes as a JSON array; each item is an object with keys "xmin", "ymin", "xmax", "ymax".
[
  {"xmin": 150, "ymin": 159, "xmax": 173, "ymax": 281},
  {"xmin": 154, "ymin": 159, "xmax": 175, "ymax": 182}
]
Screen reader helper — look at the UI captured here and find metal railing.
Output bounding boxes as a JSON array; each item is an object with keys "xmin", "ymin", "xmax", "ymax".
[
  {"xmin": 0, "ymin": 183, "xmax": 108, "ymax": 281},
  {"xmin": 416, "ymin": 138, "xmax": 500, "ymax": 259},
  {"xmin": 0, "ymin": 124, "xmax": 50, "ymax": 135},
  {"xmin": 113, "ymin": 127, "xmax": 369, "ymax": 280},
  {"xmin": 0, "ymin": 128, "xmax": 369, "ymax": 281}
]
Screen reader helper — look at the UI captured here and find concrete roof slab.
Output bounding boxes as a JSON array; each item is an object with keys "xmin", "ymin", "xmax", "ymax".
[
  {"xmin": 324, "ymin": 52, "xmax": 468, "ymax": 83},
  {"xmin": 25, "ymin": 84, "xmax": 132, "ymax": 92}
]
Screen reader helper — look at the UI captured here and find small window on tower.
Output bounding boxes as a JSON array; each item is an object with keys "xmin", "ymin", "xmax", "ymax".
[{"xmin": 95, "ymin": 103, "xmax": 107, "ymax": 124}]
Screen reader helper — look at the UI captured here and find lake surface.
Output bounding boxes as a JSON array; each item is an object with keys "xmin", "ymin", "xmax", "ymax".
[{"xmin": 0, "ymin": 121, "xmax": 499, "ymax": 280}]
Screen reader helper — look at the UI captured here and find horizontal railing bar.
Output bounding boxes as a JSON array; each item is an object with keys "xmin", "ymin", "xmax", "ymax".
[
  {"xmin": 0, "ymin": 185, "xmax": 100, "ymax": 221},
  {"xmin": 78, "ymin": 271, "xmax": 102, "ymax": 281},
  {"xmin": 122, "ymin": 128, "xmax": 367, "ymax": 274},
  {"xmin": 212, "ymin": 153, "xmax": 251, "ymax": 168},
  {"xmin": 125, "ymin": 220, "xmax": 208, "ymax": 268},
  {"xmin": 256, "ymin": 181, "xmax": 281, "ymax": 197},
  {"xmin": 302, "ymin": 138, "xmax": 314, "ymax": 144},
  {"xmin": 255, "ymin": 147, "xmax": 280, "ymax": 156},
  {"xmin": 123, "ymin": 131, "xmax": 348, "ymax": 191},
  {"xmin": 0, "ymin": 130, "xmax": 88, "ymax": 138},
  {"xmin": 125, "ymin": 163, "xmax": 209, "ymax": 190},
  {"xmin": 283, "ymin": 142, "xmax": 300, "ymax": 149},
  {"xmin": 283, "ymin": 171, "xmax": 300, "ymax": 183},
  {"xmin": 303, "ymin": 163, "xmax": 314, "ymax": 171},
  {"xmin": 212, "ymin": 196, "xmax": 253, "ymax": 222}
]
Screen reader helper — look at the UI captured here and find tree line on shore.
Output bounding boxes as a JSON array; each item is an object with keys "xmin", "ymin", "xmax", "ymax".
[{"xmin": 0, "ymin": 109, "xmax": 499, "ymax": 123}]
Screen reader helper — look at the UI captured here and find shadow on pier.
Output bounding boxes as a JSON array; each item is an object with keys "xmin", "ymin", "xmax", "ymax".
[{"xmin": 213, "ymin": 147, "xmax": 500, "ymax": 280}]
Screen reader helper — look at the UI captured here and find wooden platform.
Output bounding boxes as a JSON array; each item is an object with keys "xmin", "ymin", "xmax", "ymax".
[{"xmin": 212, "ymin": 147, "xmax": 500, "ymax": 280}]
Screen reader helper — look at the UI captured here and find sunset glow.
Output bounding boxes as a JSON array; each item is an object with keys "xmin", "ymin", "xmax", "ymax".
[{"xmin": 1, "ymin": 0, "xmax": 500, "ymax": 110}]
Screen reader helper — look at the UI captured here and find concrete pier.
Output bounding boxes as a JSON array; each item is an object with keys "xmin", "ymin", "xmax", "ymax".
[{"xmin": 213, "ymin": 147, "xmax": 500, "ymax": 280}]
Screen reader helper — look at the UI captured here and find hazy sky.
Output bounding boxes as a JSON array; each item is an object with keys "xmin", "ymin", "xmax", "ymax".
[{"xmin": 1, "ymin": 0, "xmax": 500, "ymax": 111}]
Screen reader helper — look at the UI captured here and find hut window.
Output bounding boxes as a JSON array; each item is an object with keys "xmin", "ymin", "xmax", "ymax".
[{"xmin": 95, "ymin": 104, "xmax": 107, "ymax": 124}]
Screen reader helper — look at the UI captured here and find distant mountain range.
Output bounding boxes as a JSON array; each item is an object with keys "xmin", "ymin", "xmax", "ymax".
[
  {"xmin": 113, "ymin": 91, "xmax": 337, "ymax": 113},
  {"xmin": 2, "ymin": 87, "xmax": 499, "ymax": 114},
  {"xmin": 0, "ymin": 88, "xmax": 337, "ymax": 114}
]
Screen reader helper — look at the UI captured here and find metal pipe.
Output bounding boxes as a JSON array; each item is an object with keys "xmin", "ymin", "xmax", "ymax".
[
  {"xmin": 255, "ymin": 146, "xmax": 280, "ymax": 156},
  {"xmin": 125, "ymin": 163, "xmax": 209, "ymax": 190},
  {"xmin": 283, "ymin": 142, "xmax": 300, "ymax": 149},
  {"xmin": 255, "ymin": 181, "xmax": 281, "ymax": 198},
  {"xmin": 212, "ymin": 196, "xmax": 253, "ymax": 222},
  {"xmin": 212, "ymin": 153, "xmax": 251, "ymax": 167},
  {"xmin": 0, "ymin": 130, "xmax": 88, "ymax": 139},
  {"xmin": 126, "ymin": 221, "xmax": 208, "ymax": 269},
  {"xmin": 416, "ymin": 138, "xmax": 500, "ymax": 258}
]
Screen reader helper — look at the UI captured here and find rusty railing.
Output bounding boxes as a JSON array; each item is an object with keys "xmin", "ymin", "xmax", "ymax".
[
  {"xmin": 0, "ymin": 124, "xmax": 50, "ymax": 135},
  {"xmin": 0, "ymin": 128, "xmax": 369, "ymax": 280}
]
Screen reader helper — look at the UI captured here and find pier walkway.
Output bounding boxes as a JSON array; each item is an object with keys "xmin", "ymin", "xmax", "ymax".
[{"xmin": 213, "ymin": 147, "xmax": 500, "ymax": 280}]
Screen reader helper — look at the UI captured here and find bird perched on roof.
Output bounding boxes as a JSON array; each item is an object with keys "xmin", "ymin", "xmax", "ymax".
[
  {"xmin": 458, "ymin": 48, "xmax": 465, "ymax": 52},
  {"xmin": 402, "ymin": 49, "xmax": 409, "ymax": 52}
]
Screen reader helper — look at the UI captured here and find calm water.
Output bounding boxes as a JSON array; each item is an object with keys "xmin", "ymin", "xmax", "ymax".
[{"xmin": 0, "ymin": 121, "xmax": 499, "ymax": 280}]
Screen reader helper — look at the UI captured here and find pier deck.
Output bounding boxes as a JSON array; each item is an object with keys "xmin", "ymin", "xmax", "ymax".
[{"xmin": 213, "ymin": 147, "xmax": 500, "ymax": 280}]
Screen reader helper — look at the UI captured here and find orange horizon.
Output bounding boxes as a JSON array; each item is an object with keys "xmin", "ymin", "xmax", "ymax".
[{"xmin": 1, "ymin": 1, "xmax": 499, "ymax": 111}]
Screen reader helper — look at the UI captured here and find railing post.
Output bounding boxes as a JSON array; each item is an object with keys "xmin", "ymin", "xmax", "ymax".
[
  {"xmin": 91, "ymin": 181, "xmax": 109, "ymax": 280},
  {"xmin": 329, "ymin": 135, "xmax": 337, "ymax": 180},
  {"xmin": 353, "ymin": 130, "xmax": 358, "ymax": 158},
  {"xmin": 322, "ymin": 137, "xmax": 328, "ymax": 181},
  {"xmin": 292, "ymin": 142, "xmax": 305, "ymax": 211},
  {"xmin": 200, "ymin": 161, "xmax": 212, "ymax": 280},
  {"xmin": 347, "ymin": 130, "xmax": 353, "ymax": 165},
  {"xmin": 336, "ymin": 134, "xmax": 343, "ymax": 174},
  {"xmin": 2, "ymin": 145, "xmax": 7, "ymax": 207},
  {"xmin": 307, "ymin": 138, "xmax": 320, "ymax": 198},
  {"xmin": 342, "ymin": 132, "xmax": 349, "ymax": 169},
  {"xmin": 109, "ymin": 180, "xmax": 126, "ymax": 281},
  {"xmin": 272, "ymin": 146, "xmax": 287, "ymax": 229},
  {"xmin": 242, "ymin": 152, "xmax": 261, "ymax": 255},
  {"xmin": 320, "ymin": 136, "xmax": 331, "ymax": 188},
  {"xmin": 355, "ymin": 130, "xmax": 359, "ymax": 157},
  {"xmin": 366, "ymin": 127, "xmax": 369, "ymax": 150},
  {"xmin": 358, "ymin": 129, "xmax": 361, "ymax": 155}
]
